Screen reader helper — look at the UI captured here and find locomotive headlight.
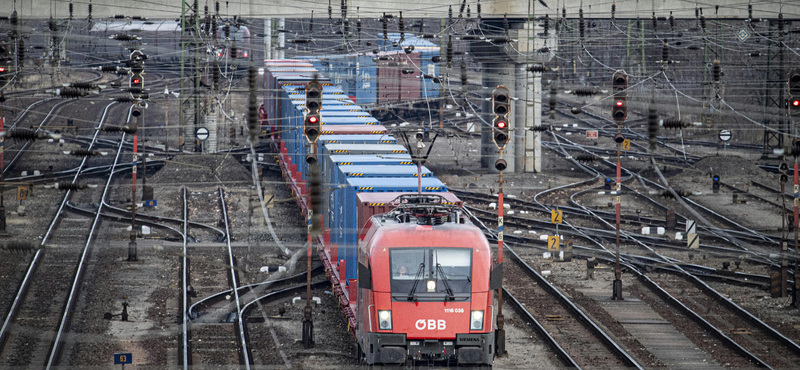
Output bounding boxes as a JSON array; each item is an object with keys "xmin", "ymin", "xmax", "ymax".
[
  {"xmin": 426, "ymin": 280, "xmax": 436, "ymax": 291},
  {"xmin": 470, "ymin": 310, "xmax": 484, "ymax": 330},
  {"xmin": 378, "ymin": 310, "xmax": 392, "ymax": 330}
]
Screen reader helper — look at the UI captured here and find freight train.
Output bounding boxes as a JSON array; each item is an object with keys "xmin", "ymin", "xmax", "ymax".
[
  {"xmin": 305, "ymin": 34, "xmax": 441, "ymax": 112},
  {"xmin": 261, "ymin": 59, "xmax": 500, "ymax": 366}
]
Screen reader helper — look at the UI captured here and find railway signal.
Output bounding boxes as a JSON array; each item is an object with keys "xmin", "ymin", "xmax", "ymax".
[
  {"xmin": 304, "ymin": 77, "xmax": 322, "ymax": 144},
  {"xmin": 0, "ymin": 44, "xmax": 9, "ymax": 87},
  {"xmin": 612, "ymin": 71, "xmax": 628, "ymax": 124},
  {"xmin": 492, "ymin": 86, "xmax": 510, "ymax": 149},
  {"xmin": 712, "ymin": 175, "xmax": 720, "ymax": 193},
  {"xmin": 128, "ymin": 50, "xmax": 146, "ymax": 99},
  {"xmin": 789, "ymin": 68, "xmax": 800, "ymax": 123}
]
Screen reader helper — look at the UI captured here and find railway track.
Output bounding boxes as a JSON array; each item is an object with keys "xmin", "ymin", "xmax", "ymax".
[{"xmin": 0, "ymin": 100, "xmax": 128, "ymax": 368}]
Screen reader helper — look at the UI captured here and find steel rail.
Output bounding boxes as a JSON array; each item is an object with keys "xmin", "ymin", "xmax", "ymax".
[
  {"xmin": 188, "ymin": 267, "xmax": 322, "ymax": 319},
  {"xmin": 45, "ymin": 128, "xmax": 129, "ymax": 369},
  {"xmin": 501, "ymin": 288, "xmax": 581, "ymax": 369},
  {"xmin": 0, "ymin": 101, "xmax": 119, "ymax": 355},
  {"xmin": 3, "ymin": 99, "xmax": 74, "ymax": 175},
  {"xmin": 182, "ymin": 186, "xmax": 189, "ymax": 369},
  {"xmin": 219, "ymin": 188, "xmax": 251, "ymax": 368}
]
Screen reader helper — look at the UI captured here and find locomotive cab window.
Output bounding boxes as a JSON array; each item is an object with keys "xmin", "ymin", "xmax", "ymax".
[{"xmin": 389, "ymin": 248, "xmax": 472, "ymax": 301}]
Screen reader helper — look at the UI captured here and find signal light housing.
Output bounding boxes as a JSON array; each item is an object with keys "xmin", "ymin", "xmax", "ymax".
[
  {"xmin": 304, "ymin": 77, "xmax": 323, "ymax": 143},
  {"xmin": 789, "ymin": 68, "xmax": 800, "ymax": 122},
  {"xmin": 612, "ymin": 70, "xmax": 628, "ymax": 124},
  {"xmin": 712, "ymin": 175, "xmax": 720, "ymax": 193},
  {"xmin": 492, "ymin": 86, "xmax": 511, "ymax": 149}
]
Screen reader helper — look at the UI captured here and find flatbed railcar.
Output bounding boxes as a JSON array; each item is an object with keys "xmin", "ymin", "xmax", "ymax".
[{"xmin": 262, "ymin": 59, "xmax": 499, "ymax": 366}]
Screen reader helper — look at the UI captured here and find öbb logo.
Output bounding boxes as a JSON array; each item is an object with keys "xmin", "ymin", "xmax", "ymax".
[{"xmin": 415, "ymin": 319, "xmax": 446, "ymax": 330}]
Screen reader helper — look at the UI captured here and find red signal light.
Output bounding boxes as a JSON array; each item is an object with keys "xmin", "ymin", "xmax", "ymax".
[
  {"xmin": 616, "ymin": 100, "xmax": 623, "ymax": 107},
  {"xmin": 243, "ymin": 52, "xmax": 249, "ymax": 58},
  {"xmin": 793, "ymin": 99, "xmax": 800, "ymax": 107},
  {"xmin": 0, "ymin": 67, "xmax": 5, "ymax": 72},
  {"xmin": 496, "ymin": 120, "xmax": 506, "ymax": 129},
  {"xmin": 133, "ymin": 78, "xmax": 141, "ymax": 84},
  {"xmin": 308, "ymin": 116, "xmax": 318, "ymax": 124},
  {"xmin": 216, "ymin": 52, "xmax": 222, "ymax": 57}
]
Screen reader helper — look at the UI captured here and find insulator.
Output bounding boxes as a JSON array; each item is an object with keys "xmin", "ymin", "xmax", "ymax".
[
  {"xmin": 648, "ymin": 106, "xmax": 658, "ymax": 151},
  {"xmin": 69, "ymin": 3, "xmax": 74, "ymax": 19},
  {"xmin": 53, "ymin": 182, "xmax": 91, "ymax": 191},
  {"xmin": 309, "ymin": 11, "xmax": 314, "ymax": 33},
  {"xmin": 212, "ymin": 17, "xmax": 218, "ymax": 38},
  {"xmin": 356, "ymin": 18, "xmax": 361, "ymax": 40},
  {"xmin": 662, "ymin": 119, "xmax": 687, "ymax": 129},
  {"xmin": 230, "ymin": 43, "xmax": 237, "ymax": 59},
  {"xmin": 695, "ymin": 7, "xmax": 699, "ymax": 19},
  {"xmin": 69, "ymin": 149, "xmax": 103, "ymax": 157},
  {"xmin": 87, "ymin": 3, "xmax": 92, "ymax": 19},
  {"xmin": 467, "ymin": 5, "xmax": 471, "ymax": 19},
  {"xmin": 205, "ymin": 16, "xmax": 211, "ymax": 35},
  {"xmin": 700, "ymin": 15, "xmax": 706, "ymax": 31},
  {"xmin": 10, "ymin": 10, "xmax": 18, "ymax": 26},
  {"xmin": 779, "ymin": 13, "xmax": 784, "ymax": 34},
  {"xmin": 224, "ymin": 22, "xmax": 230, "ymax": 39},
  {"xmin": 477, "ymin": 0, "xmax": 482, "ymax": 20},
  {"xmin": 101, "ymin": 65, "xmax": 118, "ymax": 73},
  {"xmin": 115, "ymin": 97, "xmax": 134, "ymax": 103},
  {"xmin": 748, "ymin": 4, "xmax": 753, "ymax": 21},
  {"xmin": 101, "ymin": 125, "xmax": 136, "ymax": 134},
  {"xmin": 71, "ymin": 82, "xmax": 94, "ymax": 89},
  {"xmin": 247, "ymin": 65, "xmax": 258, "ymax": 138},
  {"xmin": 661, "ymin": 190, "xmax": 687, "ymax": 198},
  {"xmin": 549, "ymin": 84, "xmax": 557, "ymax": 118},
  {"xmin": 0, "ymin": 241, "xmax": 39, "ymax": 253},
  {"xmin": 503, "ymin": 14, "xmax": 509, "ymax": 34},
  {"xmin": 60, "ymin": 88, "xmax": 84, "ymax": 98},
  {"xmin": 204, "ymin": 4, "xmax": 208, "ymax": 17},
  {"xmin": 611, "ymin": 3, "xmax": 615, "ymax": 22},
  {"xmin": 131, "ymin": 16, "xmax": 144, "ymax": 20},
  {"xmin": 215, "ymin": 0, "xmax": 220, "ymax": 13},
  {"xmin": 573, "ymin": 87, "xmax": 596, "ymax": 96},
  {"xmin": 543, "ymin": 14, "xmax": 549, "ymax": 36},
  {"xmin": 579, "ymin": 9, "xmax": 585, "ymax": 40},
  {"xmin": 575, "ymin": 154, "xmax": 595, "ymax": 163},
  {"xmin": 460, "ymin": 59, "xmax": 467, "ymax": 89},
  {"xmin": 449, "ymin": 6, "xmax": 453, "ymax": 24},
  {"xmin": 652, "ymin": 13, "xmax": 657, "ymax": 30},
  {"xmin": 17, "ymin": 39, "xmax": 24, "ymax": 68},
  {"xmin": 193, "ymin": 0, "xmax": 198, "ymax": 13},
  {"xmin": 447, "ymin": 35, "xmax": 453, "ymax": 69},
  {"xmin": 750, "ymin": 51, "xmax": 761, "ymax": 57},
  {"xmin": 114, "ymin": 34, "xmax": 137, "ymax": 41},
  {"xmin": 49, "ymin": 18, "xmax": 57, "ymax": 32},
  {"xmin": 530, "ymin": 126, "xmax": 550, "ymax": 132},
  {"xmin": 382, "ymin": 14, "xmax": 388, "ymax": 40},
  {"xmin": 562, "ymin": 7, "xmax": 566, "ymax": 21},
  {"xmin": 6, "ymin": 129, "xmax": 39, "ymax": 141},
  {"xmin": 341, "ymin": 0, "xmax": 346, "ymax": 19},
  {"xmin": 460, "ymin": 0, "xmax": 466, "ymax": 17},
  {"xmin": 213, "ymin": 61, "xmax": 220, "ymax": 89},
  {"xmin": 713, "ymin": 59, "xmax": 720, "ymax": 83},
  {"xmin": 114, "ymin": 15, "xmax": 125, "ymax": 19},
  {"xmin": 662, "ymin": 42, "xmax": 669, "ymax": 64},
  {"xmin": 529, "ymin": 64, "xmax": 549, "ymax": 73},
  {"xmin": 669, "ymin": 12, "xmax": 674, "ymax": 29}
]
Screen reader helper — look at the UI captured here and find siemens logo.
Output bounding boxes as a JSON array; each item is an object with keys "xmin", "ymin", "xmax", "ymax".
[{"xmin": 460, "ymin": 337, "xmax": 480, "ymax": 342}]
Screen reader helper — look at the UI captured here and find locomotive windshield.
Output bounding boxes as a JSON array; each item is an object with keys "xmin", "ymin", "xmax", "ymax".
[{"xmin": 390, "ymin": 248, "xmax": 472, "ymax": 301}]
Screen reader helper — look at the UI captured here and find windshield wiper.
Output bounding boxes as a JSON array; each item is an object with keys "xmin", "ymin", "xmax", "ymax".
[
  {"xmin": 436, "ymin": 263, "xmax": 455, "ymax": 301},
  {"xmin": 407, "ymin": 263, "xmax": 425, "ymax": 301}
]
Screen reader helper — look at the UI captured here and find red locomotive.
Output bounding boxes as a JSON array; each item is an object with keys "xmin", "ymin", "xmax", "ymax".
[{"xmin": 353, "ymin": 195, "xmax": 501, "ymax": 366}]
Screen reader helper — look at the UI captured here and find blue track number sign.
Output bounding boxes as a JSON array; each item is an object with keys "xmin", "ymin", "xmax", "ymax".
[{"xmin": 114, "ymin": 353, "xmax": 132, "ymax": 364}]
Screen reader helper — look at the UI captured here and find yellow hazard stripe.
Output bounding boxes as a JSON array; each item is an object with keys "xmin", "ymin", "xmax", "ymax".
[
  {"xmin": 424, "ymin": 187, "xmax": 440, "ymax": 190},
  {"xmin": 359, "ymin": 187, "xmax": 374, "ymax": 190},
  {"xmin": 400, "ymin": 161, "xmax": 412, "ymax": 164},
  {"xmin": 338, "ymin": 162, "xmax": 353, "ymax": 165},
  {"xmin": 369, "ymin": 203, "xmax": 385, "ymax": 206},
  {"xmin": 348, "ymin": 173, "xmax": 363, "ymax": 176}
]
